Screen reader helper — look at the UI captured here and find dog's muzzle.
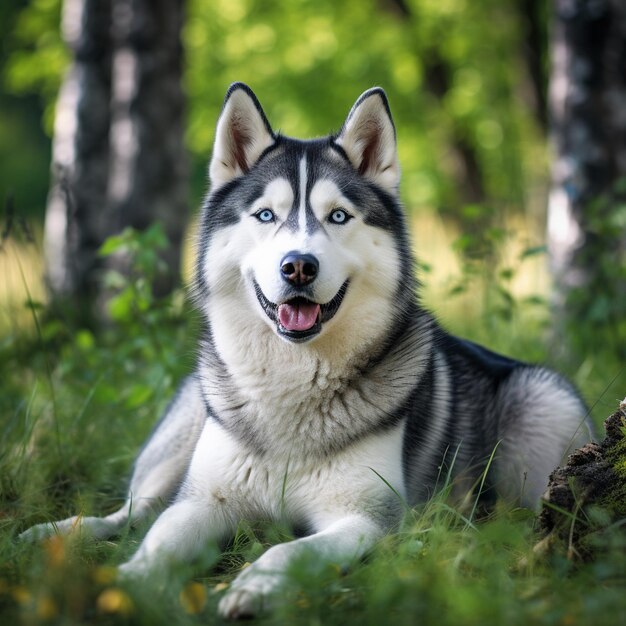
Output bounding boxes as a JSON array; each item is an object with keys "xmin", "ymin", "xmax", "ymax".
[{"xmin": 253, "ymin": 279, "xmax": 350, "ymax": 343}]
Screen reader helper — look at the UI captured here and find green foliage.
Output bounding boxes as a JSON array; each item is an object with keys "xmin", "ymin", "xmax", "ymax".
[
  {"xmin": 439, "ymin": 217, "xmax": 551, "ymax": 363},
  {"xmin": 0, "ymin": 0, "xmax": 55, "ymax": 217},
  {"xmin": 2, "ymin": 0, "xmax": 546, "ymax": 213},
  {"xmin": 0, "ymin": 225, "xmax": 197, "ymax": 531},
  {"xmin": 3, "ymin": 477, "xmax": 626, "ymax": 625},
  {"xmin": 98, "ymin": 224, "xmax": 170, "ymax": 324},
  {"xmin": 183, "ymin": 0, "xmax": 545, "ymax": 209},
  {"xmin": 2, "ymin": 0, "xmax": 67, "ymax": 135}
]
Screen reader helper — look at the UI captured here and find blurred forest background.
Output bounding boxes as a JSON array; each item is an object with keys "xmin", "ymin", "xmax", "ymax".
[
  {"xmin": 3, "ymin": 0, "xmax": 552, "ymax": 313},
  {"xmin": 0, "ymin": 0, "xmax": 625, "ymax": 410},
  {"xmin": 1, "ymin": 2, "xmax": 626, "ymax": 624}
]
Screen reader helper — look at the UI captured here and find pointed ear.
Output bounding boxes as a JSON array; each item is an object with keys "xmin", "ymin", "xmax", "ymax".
[
  {"xmin": 335, "ymin": 88, "xmax": 400, "ymax": 194},
  {"xmin": 209, "ymin": 83, "xmax": 275, "ymax": 190}
]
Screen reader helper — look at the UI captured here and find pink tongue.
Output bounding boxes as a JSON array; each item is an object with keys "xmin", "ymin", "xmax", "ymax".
[{"xmin": 278, "ymin": 301, "xmax": 321, "ymax": 332}]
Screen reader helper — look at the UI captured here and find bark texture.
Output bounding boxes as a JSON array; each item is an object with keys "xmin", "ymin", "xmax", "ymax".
[
  {"xmin": 44, "ymin": 0, "xmax": 187, "ymax": 313},
  {"xmin": 547, "ymin": 0, "xmax": 626, "ymax": 353},
  {"xmin": 44, "ymin": 0, "xmax": 113, "ymax": 302},
  {"xmin": 108, "ymin": 0, "xmax": 188, "ymax": 297}
]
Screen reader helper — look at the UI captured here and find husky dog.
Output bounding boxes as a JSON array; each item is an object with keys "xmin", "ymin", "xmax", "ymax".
[{"xmin": 22, "ymin": 84, "xmax": 591, "ymax": 619}]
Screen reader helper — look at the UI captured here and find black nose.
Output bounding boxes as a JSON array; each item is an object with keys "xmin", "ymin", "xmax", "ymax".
[{"xmin": 280, "ymin": 252, "xmax": 319, "ymax": 286}]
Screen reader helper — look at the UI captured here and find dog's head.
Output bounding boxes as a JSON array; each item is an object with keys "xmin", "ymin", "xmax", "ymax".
[{"xmin": 197, "ymin": 83, "xmax": 415, "ymax": 348}]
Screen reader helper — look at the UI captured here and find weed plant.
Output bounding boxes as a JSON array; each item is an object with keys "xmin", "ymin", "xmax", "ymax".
[{"xmin": 1, "ymin": 226, "xmax": 625, "ymax": 625}]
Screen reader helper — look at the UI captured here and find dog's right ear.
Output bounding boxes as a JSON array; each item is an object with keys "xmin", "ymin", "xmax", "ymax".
[
  {"xmin": 209, "ymin": 83, "xmax": 275, "ymax": 190},
  {"xmin": 335, "ymin": 88, "xmax": 400, "ymax": 195}
]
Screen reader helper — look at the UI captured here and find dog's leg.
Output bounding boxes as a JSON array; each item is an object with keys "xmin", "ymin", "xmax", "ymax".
[
  {"xmin": 218, "ymin": 514, "xmax": 384, "ymax": 620},
  {"xmin": 19, "ymin": 375, "xmax": 206, "ymax": 542},
  {"xmin": 18, "ymin": 502, "xmax": 151, "ymax": 542},
  {"xmin": 117, "ymin": 496, "xmax": 235, "ymax": 578},
  {"xmin": 118, "ymin": 418, "xmax": 239, "ymax": 578}
]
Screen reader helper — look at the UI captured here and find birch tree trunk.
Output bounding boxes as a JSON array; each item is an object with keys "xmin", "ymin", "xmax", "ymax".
[
  {"xmin": 44, "ymin": 0, "xmax": 113, "ymax": 307},
  {"xmin": 44, "ymin": 0, "xmax": 187, "ymax": 317},
  {"xmin": 547, "ymin": 0, "xmax": 626, "ymax": 354}
]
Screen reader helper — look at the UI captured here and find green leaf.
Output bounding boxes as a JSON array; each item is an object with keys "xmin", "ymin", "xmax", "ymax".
[
  {"xmin": 499, "ymin": 268, "xmax": 514, "ymax": 281},
  {"xmin": 461, "ymin": 204, "xmax": 492, "ymax": 220},
  {"xmin": 98, "ymin": 232, "xmax": 130, "ymax": 257},
  {"xmin": 486, "ymin": 227, "xmax": 507, "ymax": 243},
  {"xmin": 108, "ymin": 287, "xmax": 134, "ymax": 322},
  {"xmin": 448, "ymin": 284, "xmax": 466, "ymax": 297},
  {"xmin": 452, "ymin": 234, "xmax": 476, "ymax": 253},
  {"xmin": 75, "ymin": 329, "xmax": 95, "ymax": 350},
  {"xmin": 124, "ymin": 384, "xmax": 154, "ymax": 409},
  {"xmin": 523, "ymin": 295, "xmax": 547, "ymax": 307},
  {"xmin": 520, "ymin": 245, "xmax": 547, "ymax": 260},
  {"xmin": 102, "ymin": 269, "xmax": 128, "ymax": 290}
]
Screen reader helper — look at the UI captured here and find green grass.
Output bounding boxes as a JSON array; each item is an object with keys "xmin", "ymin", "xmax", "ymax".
[{"xmin": 1, "ymin": 228, "xmax": 626, "ymax": 625}]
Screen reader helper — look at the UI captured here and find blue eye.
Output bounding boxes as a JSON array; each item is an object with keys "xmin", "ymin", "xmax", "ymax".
[
  {"xmin": 255, "ymin": 209, "xmax": 275, "ymax": 223},
  {"xmin": 328, "ymin": 209, "xmax": 350, "ymax": 224}
]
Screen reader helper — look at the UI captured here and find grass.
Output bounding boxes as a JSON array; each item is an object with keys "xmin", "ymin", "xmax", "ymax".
[{"xmin": 1, "ymin": 218, "xmax": 625, "ymax": 625}]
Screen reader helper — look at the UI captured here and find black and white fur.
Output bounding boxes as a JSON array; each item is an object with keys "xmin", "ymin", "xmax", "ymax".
[{"xmin": 21, "ymin": 84, "xmax": 592, "ymax": 619}]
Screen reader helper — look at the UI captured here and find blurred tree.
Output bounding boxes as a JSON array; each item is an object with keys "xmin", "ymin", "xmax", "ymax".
[
  {"xmin": 44, "ymin": 0, "xmax": 112, "ymax": 304},
  {"xmin": 548, "ymin": 0, "xmax": 626, "ymax": 356},
  {"xmin": 44, "ymin": 0, "xmax": 187, "ymax": 318}
]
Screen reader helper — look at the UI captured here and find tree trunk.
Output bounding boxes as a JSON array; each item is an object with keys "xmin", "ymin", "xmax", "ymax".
[
  {"xmin": 547, "ymin": 0, "xmax": 626, "ymax": 354},
  {"xmin": 108, "ymin": 0, "xmax": 188, "ymax": 297},
  {"xmin": 44, "ymin": 0, "xmax": 187, "ymax": 317},
  {"xmin": 44, "ymin": 0, "xmax": 113, "ymax": 308},
  {"xmin": 517, "ymin": 0, "xmax": 549, "ymax": 132}
]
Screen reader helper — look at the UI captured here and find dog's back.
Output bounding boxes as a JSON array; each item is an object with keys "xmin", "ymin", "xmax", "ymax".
[{"xmin": 402, "ymin": 327, "xmax": 590, "ymax": 508}]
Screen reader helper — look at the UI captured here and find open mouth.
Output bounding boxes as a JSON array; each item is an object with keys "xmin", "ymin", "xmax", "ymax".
[{"xmin": 253, "ymin": 280, "xmax": 350, "ymax": 342}]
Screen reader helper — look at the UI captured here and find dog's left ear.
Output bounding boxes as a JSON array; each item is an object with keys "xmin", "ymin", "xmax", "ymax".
[
  {"xmin": 335, "ymin": 88, "xmax": 400, "ymax": 195},
  {"xmin": 209, "ymin": 83, "xmax": 275, "ymax": 190}
]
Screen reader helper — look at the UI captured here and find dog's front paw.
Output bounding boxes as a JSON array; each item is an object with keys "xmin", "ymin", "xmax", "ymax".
[
  {"xmin": 18, "ymin": 523, "xmax": 56, "ymax": 543},
  {"xmin": 18, "ymin": 517, "xmax": 79, "ymax": 542},
  {"xmin": 218, "ymin": 587, "xmax": 265, "ymax": 620},
  {"xmin": 19, "ymin": 516, "xmax": 123, "ymax": 542},
  {"xmin": 217, "ymin": 569, "xmax": 283, "ymax": 620},
  {"xmin": 117, "ymin": 559, "xmax": 151, "ymax": 582}
]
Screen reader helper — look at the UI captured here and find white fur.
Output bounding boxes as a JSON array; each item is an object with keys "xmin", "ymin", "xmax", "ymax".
[
  {"xmin": 121, "ymin": 418, "xmax": 406, "ymax": 618},
  {"xmin": 495, "ymin": 368, "xmax": 592, "ymax": 507},
  {"xmin": 298, "ymin": 156, "xmax": 308, "ymax": 232}
]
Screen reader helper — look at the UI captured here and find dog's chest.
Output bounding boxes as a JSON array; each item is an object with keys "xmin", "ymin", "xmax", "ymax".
[
  {"xmin": 186, "ymin": 418, "xmax": 406, "ymax": 528},
  {"xmin": 205, "ymin": 346, "xmax": 384, "ymax": 457},
  {"xmin": 242, "ymin": 364, "xmax": 359, "ymax": 449}
]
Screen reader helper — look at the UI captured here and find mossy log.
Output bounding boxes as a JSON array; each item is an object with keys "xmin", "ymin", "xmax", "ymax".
[{"xmin": 537, "ymin": 398, "xmax": 626, "ymax": 559}]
